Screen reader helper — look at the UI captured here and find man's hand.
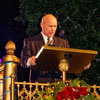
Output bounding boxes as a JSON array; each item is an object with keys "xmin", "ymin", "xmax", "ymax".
[
  {"xmin": 29, "ymin": 56, "xmax": 36, "ymax": 66},
  {"xmin": 84, "ymin": 63, "xmax": 91, "ymax": 70}
]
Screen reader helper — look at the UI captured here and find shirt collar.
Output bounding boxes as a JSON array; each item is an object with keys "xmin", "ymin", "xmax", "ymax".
[{"xmin": 41, "ymin": 32, "xmax": 53, "ymax": 44}]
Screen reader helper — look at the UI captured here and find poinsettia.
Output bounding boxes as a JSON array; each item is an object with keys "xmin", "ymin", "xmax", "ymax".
[{"xmin": 56, "ymin": 86, "xmax": 88, "ymax": 100}]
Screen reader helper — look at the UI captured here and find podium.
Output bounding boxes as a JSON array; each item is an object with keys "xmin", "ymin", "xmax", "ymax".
[{"xmin": 36, "ymin": 46, "xmax": 98, "ymax": 82}]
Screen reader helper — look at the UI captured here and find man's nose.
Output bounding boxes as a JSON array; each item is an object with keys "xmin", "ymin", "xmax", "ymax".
[{"xmin": 51, "ymin": 26, "xmax": 56, "ymax": 31}]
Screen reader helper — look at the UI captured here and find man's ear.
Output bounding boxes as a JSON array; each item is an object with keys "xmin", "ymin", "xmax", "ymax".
[{"xmin": 40, "ymin": 23, "xmax": 43, "ymax": 29}]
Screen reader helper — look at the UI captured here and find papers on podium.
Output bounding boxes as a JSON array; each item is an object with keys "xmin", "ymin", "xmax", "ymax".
[{"xmin": 36, "ymin": 46, "xmax": 44, "ymax": 59}]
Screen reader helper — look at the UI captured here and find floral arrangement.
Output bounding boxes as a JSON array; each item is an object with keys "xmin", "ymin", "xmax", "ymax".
[{"xmin": 39, "ymin": 78, "xmax": 98, "ymax": 100}]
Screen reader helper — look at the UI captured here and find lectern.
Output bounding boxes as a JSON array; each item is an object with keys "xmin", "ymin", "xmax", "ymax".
[{"xmin": 36, "ymin": 45, "xmax": 98, "ymax": 82}]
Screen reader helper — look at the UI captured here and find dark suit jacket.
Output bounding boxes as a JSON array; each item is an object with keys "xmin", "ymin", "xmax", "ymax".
[{"xmin": 20, "ymin": 33, "xmax": 70, "ymax": 82}]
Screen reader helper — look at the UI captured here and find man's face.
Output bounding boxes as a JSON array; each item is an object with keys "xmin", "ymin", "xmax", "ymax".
[{"xmin": 40, "ymin": 17, "xmax": 57, "ymax": 37}]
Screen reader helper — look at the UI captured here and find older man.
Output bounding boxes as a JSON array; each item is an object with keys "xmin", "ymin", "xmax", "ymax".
[{"xmin": 20, "ymin": 14, "xmax": 90, "ymax": 82}]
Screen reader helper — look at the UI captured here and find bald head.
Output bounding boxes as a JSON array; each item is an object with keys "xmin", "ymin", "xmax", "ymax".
[
  {"xmin": 40, "ymin": 14, "xmax": 58, "ymax": 37},
  {"xmin": 41, "ymin": 14, "xmax": 57, "ymax": 24}
]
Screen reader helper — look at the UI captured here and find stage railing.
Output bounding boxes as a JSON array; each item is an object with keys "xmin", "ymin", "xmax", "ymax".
[
  {"xmin": 14, "ymin": 81, "xmax": 49, "ymax": 100},
  {"xmin": 0, "ymin": 41, "xmax": 100, "ymax": 100},
  {"xmin": 13, "ymin": 81, "xmax": 100, "ymax": 100}
]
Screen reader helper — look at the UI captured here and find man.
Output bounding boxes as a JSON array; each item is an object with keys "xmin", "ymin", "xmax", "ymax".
[{"xmin": 20, "ymin": 14, "xmax": 90, "ymax": 82}]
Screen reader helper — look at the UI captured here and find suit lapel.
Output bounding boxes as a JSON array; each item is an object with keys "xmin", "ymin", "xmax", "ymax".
[
  {"xmin": 36, "ymin": 33, "xmax": 45, "ymax": 47},
  {"xmin": 53, "ymin": 36, "xmax": 59, "ymax": 47},
  {"xmin": 33, "ymin": 34, "xmax": 45, "ymax": 55}
]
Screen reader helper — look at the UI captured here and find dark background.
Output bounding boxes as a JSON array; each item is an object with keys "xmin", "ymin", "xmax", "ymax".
[
  {"xmin": 0, "ymin": 0, "xmax": 25, "ymax": 57},
  {"xmin": 0, "ymin": 0, "xmax": 29, "ymax": 82}
]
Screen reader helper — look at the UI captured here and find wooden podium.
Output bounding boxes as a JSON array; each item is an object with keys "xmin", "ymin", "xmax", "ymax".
[{"xmin": 36, "ymin": 45, "xmax": 98, "ymax": 82}]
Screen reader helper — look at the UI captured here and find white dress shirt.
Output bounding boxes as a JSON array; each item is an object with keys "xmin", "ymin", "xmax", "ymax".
[{"xmin": 41, "ymin": 32, "xmax": 53, "ymax": 44}]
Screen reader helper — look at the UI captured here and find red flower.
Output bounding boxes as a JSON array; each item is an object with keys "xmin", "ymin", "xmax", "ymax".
[
  {"xmin": 71, "ymin": 87, "xmax": 80, "ymax": 99},
  {"xmin": 56, "ymin": 87, "xmax": 70, "ymax": 100},
  {"xmin": 56, "ymin": 87, "xmax": 88, "ymax": 100},
  {"xmin": 79, "ymin": 87, "xmax": 87, "ymax": 96},
  {"xmin": 71, "ymin": 87, "xmax": 88, "ymax": 99}
]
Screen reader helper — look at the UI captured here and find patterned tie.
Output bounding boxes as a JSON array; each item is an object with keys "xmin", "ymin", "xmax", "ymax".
[{"xmin": 47, "ymin": 37, "xmax": 54, "ymax": 46}]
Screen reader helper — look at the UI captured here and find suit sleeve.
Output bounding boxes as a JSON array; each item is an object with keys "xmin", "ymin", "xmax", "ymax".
[
  {"xmin": 20, "ymin": 39, "xmax": 32, "ymax": 68},
  {"xmin": 65, "ymin": 39, "xmax": 70, "ymax": 48},
  {"xmin": 61, "ymin": 39, "xmax": 70, "ymax": 48}
]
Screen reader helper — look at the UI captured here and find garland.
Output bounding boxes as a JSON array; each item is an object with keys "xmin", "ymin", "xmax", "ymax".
[{"xmin": 38, "ymin": 78, "xmax": 98, "ymax": 100}]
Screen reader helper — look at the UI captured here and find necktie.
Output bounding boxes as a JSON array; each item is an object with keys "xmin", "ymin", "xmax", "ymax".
[{"xmin": 47, "ymin": 37, "xmax": 54, "ymax": 46}]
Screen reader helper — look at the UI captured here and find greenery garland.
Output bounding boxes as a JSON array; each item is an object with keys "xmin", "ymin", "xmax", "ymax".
[{"xmin": 38, "ymin": 78, "xmax": 98, "ymax": 100}]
